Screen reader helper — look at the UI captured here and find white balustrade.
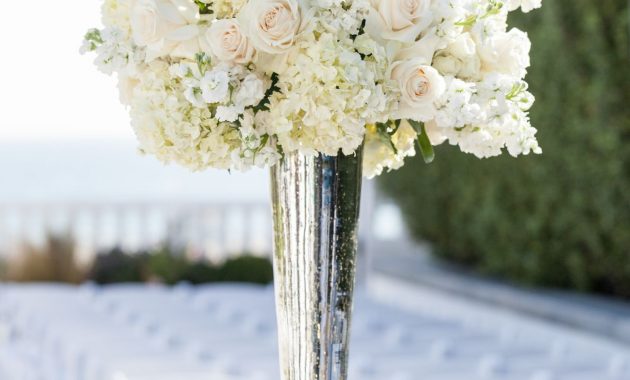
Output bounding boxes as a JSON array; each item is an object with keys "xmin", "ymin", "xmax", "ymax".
[{"xmin": 0, "ymin": 201, "xmax": 273, "ymax": 261}]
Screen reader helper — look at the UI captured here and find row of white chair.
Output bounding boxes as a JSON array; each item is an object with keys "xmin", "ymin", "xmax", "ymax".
[{"xmin": 1, "ymin": 283, "xmax": 629, "ymax": 380}]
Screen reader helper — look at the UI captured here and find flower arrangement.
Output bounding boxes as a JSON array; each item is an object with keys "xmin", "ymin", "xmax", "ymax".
[{"xmin": 82, "ymin": 0, "xmax": 542, "ymax": 178}]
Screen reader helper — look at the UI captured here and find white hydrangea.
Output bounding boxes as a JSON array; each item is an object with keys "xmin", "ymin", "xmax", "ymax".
[
  {"xmin": 129, "ymin": 60, "xmax": 278, "ymax": 171},
  {"xmin": 266, "ymin": 28, "xmax": 389, "ymax": 156}
]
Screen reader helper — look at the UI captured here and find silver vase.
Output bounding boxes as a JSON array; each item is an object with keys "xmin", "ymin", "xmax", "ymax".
[{"xmin": 270, "ymin": 146, "xmax": 363, "ymax": 380}]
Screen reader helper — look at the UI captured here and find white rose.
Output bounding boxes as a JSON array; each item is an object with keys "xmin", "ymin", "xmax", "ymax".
[
  {"xmin": 390, "ymin": 59, "xmax": 445, "ymax": 121},
  {"xmin": 238, "ymin": 0, "xmax": 301, "ymax": 54},
  {"xmin": 393, "ymin": 30, "xmax": 443, "ymax": 63},
  {"xmin": 433, "ymin": 54, "xmax": 462, "ymax": 76},
  {"xmin": 206, "ymin": 19, "xmax": 255, "ymax": 64},
  {"xmin": 130, "ymin": 0, "xmax": 202, "ymax": 60},
  {"xmin": 366, "ymin": 0, "xmax": 432, "ymax": 42},
  {"xmin": 433, "ymin": 33, "xmax": 481, "ymax": 79},
  {"xmin": 476, "ymin": 28, "xmax": 531, "ymax": 79}
]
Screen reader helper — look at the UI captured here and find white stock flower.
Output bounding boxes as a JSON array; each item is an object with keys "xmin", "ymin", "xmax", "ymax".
[
  {"xmin": 366, "ymin": 0, "xmax": 432, "ymax": 42},
  {"xmin": 130, "ymin": 0, "xmax": 202, "ymax": 60},
  {"xmin": 200, "ymin": 69, "xmax": 230, "ymax": 103},
  {"xmin": 434, "ymin": 77, "xmax": 481, "ymax": 129},
  {"xmin": 206, "ymin": 19, "xmax": 255, "ymax": 64},
  {"xmin": 506, "ymin": 0, "xmax": 543, "ymax": 13},
  {"xmin": 86, "ymin": 28, "xmax": 140, "ymax": 76},
  {"xmin": 238, "ymin": 0, "xmax": 301, "ymax": 54}
]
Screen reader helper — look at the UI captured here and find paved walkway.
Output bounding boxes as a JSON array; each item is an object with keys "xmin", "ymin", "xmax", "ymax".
[
  {"xmin": 1, "ymin": 282, "xmax": 629, "ymax": 380},
  {"xmin": 370, "ymin": 244, "xmax": 630, "ymax": 345}
]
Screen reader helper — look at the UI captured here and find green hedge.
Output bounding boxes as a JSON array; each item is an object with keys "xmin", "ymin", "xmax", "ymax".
[
  {"xmin": 89, "ymin": 247, "xmax": 273, "ymax": 285},
  {"xmin": 380, "ymin": 1, "xmax": 630, "ymax": 297}
]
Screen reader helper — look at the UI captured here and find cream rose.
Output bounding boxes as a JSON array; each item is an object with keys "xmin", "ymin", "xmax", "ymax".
[
  {"xmin": 130, "ymin": 0, "xmax": 202, "ymax": 60},
  {"xmin": 432, "ymin": 54, "xmax": 462, "ymax": 76},
  {"xmin": 433, "ymin": 32, "xmax": 481, "ymax": 79},
  {"xmin": 237, "ymin": 0, "xmax": 301, "ymax": 54},
  {"xmin": 391, "ymin": 58, "xmax": 445, "ymax": 121},
  {"xmin": 206, "ymin": 19, "xmax": 255, "ymax": 64},
  {"xmin": 366, "ymin": 0, "xmax": 432, "ymax": 42}
]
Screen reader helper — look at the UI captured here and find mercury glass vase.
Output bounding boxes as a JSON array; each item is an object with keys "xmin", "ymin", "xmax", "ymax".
[{"xmin": 270, "ymin": 146, "xmax": 363, "ymax": 380}]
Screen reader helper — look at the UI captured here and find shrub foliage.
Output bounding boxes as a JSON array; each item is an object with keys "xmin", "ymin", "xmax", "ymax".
[{"xmin": 89, "ymin": 247, "xmax": 273, "ymax": 285}]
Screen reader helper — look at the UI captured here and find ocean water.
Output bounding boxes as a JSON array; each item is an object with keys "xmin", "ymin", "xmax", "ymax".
[
  {"xmin": 0, "ymin": 139, "xmax": 272, "ymax": 258},
  {"xmin": 0, "ymin": 139, "xmax": 269, "ymax": 203}
]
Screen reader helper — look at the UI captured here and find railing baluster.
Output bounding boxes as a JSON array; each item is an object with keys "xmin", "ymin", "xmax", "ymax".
[{"xmin": 0, "ymin": 201, "xmax": 273, "ymax": 262}]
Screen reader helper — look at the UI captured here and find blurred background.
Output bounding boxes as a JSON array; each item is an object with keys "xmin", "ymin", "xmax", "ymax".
[
  {"xmin": 380, "ymin": 1, "xmax": 630, "ymax": 299},
  {"xmin": 1, "ymin": 1, "xmax": 630, "ymax": 380}
]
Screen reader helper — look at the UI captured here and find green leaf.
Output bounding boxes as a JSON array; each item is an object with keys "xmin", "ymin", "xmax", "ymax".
[
  {"xmin": 407, "ymin": 120, "xmax": 435, "ymax": 164},
  {"xmin": 455, "ymin": 15, "xmax": 477, "ymax": 27},
  {"xmin": 252, "ymin": 72, "xmax": 280, "ymax": 113},
  {"xmin": 82, "ymin": 28, "xmax": 104, "ymax": 52},
  {"xmin": 375, "ymin": 122, "xmax": 398, "ymax": 154},
  {"xmin": 506, "ymin": 82, "xmax": 527, "ymax": 100},
  {"xmin": 194, "ymin": 0, "xmax": 214, "ymax": 14},
  {"xmin": 195, "ymin": 52, "xmax": 211, "ymax": 74},
  {"xmin": 407, "ymin": 119, "xmax": 422, "ymax": 134}
]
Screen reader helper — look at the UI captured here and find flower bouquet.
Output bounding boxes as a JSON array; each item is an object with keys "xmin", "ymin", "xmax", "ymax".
[{"xmin": 83, "ymin": 0, "xmax": 542, "ymax": 378}]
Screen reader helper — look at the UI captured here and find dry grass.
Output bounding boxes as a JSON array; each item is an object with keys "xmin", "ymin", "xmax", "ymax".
[{"xmin": 6, "ymin": 234, "xmax": 85, "ymax": 283}]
